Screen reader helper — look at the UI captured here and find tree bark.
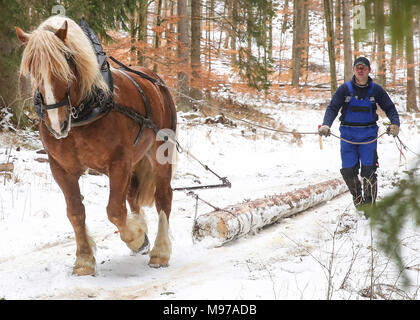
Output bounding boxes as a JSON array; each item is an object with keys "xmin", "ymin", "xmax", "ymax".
[
  {"xmin": 335, "ymin": 0, "xmax": 342, "ymax": 60},
  {"xmin": 230, "ymin": 0, "xmax": 238, "ymax": 64},
  {"xmin": 137, "ymin": 1, "xmax": 149, "ymax": 65},
  {"xmin": 342, "ymin": 0, "xmax": 352, "ymax": 82},
  {"xmin": 191, "ymin": 0, "xmax": 203, "ymax": 100},
  {"xmin": 279, "ymin": 0, "xmax": 289, "ymax": 76},
  {"xmin": 375, "ymin": 0, "xmax": 386, "ymax": 87},
  {"xmin": 291, "ymin": 0, "xmax": 306, "ymax": 87},
  {"xmin": 323, "ymin": 0, "xmax": 337, "ymax": 94},
  {"xmin": 177, "ymin": 0, "xmax": 191, "ymax": 109},
  {"xmin": 193, "ymin": 179, "xmax": 348, "ymax": 245},
  {"xmin": 153, "ymin": 0, "xmax": 163, "ymax": 72},
  {"xmin": 405, "ymin": 9, "xmax": 418, "ymax": 112}
]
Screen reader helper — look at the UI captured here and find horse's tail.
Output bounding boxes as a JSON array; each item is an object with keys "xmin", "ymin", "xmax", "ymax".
[{"xmin": 132, "ymin": 156, "xmax": 156, "ymax": 209}]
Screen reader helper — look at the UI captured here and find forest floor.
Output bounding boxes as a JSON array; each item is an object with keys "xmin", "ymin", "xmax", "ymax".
[{"xmin": 0, "ymin": 91, "xmax": 420, "ymax": 300}]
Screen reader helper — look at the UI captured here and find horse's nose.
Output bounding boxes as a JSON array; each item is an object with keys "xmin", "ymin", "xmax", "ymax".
[{"xmin": 61, "ymin": 120, "xmax": 68, "ymax": 131}]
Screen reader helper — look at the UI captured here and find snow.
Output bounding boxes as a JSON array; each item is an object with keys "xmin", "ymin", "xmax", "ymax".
[
  {"xmin": 2, "ymin": 2, "xmax": 420, "ymax": 300},
  {"xmin": 0, "ymin": 98, "xmax": 419, "ymax": 300}
]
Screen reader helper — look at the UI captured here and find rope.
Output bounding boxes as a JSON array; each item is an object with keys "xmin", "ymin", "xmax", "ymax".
[
  {"xmin": 330, "ymin": 132, "xmax": 387, "ymax": 145},
  {"xmin": 167, "ymin": 84, "xmax": 394, "ymax": 146}
]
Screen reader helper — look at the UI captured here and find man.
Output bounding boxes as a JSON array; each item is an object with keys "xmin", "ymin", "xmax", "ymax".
[{"xmin": 319, "ymin": 57, "xmax": 400, "ymax": 208}]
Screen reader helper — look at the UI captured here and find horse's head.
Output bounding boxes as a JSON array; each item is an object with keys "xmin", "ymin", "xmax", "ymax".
[{"xmin": 16, "ymin": 20, "xmax": 75, "ymax": 139}]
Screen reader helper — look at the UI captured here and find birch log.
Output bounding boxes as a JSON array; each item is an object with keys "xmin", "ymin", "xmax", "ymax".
[{"xmin": 193, "ymin": 178, "xmax": 348, "ymax": 245}]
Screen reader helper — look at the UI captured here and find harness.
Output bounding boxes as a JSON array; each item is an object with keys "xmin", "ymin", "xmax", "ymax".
[
  {"xmin": 341, "ymin": 81, "xmax": 376, "ymax": 127},
  {"xmin": 33, "ymin": 18, "xmax": 176, "ymax": 145}
]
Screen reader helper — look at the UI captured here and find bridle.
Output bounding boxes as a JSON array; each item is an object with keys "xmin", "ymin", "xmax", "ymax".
[{"xmin": 33, "ymin": 53, "xmax": 74, "ymax": 121}]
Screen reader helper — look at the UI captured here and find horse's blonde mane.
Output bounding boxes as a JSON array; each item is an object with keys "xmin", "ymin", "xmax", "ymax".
[{"xmin": 20, "ymin": 16, "xmax": 109, "ymax": 101}]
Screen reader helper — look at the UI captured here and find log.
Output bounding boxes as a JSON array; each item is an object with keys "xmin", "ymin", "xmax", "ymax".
[
  {"xmin": 0, "ymin": 162, "xmax": 14, "ymax": 172},
  {"xmin": 192, "ymin": 178, "xmax": 348, "ymax": 245}
]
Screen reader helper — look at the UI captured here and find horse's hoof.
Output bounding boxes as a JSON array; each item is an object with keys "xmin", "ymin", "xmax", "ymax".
[
  {"xmin": 148, "ymin": 256, "xmax": 169, "ymax": 268},
  {"xmin": 130, "ymin": 234, "xmax": 149, "ymax": 255},
  {"xmin": 72, "ymin": 266, "xmax": 95, "ymax": 276}
]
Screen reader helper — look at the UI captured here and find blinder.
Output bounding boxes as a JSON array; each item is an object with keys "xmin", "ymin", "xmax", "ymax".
[
  {"xmin": 33, "ymin": 85, "xmax": 71, "ymax": 120},
  {"xmin": 33, "ymin": 53, "xmax": 74, "ymax": 121}
]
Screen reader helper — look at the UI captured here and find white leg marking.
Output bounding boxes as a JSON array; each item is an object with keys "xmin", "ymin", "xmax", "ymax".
[{"xmin": 149, "ymin": 211, "xmax": 171, "ymax": 266}]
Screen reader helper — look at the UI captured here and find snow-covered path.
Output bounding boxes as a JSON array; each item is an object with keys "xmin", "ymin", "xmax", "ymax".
[{"xmin": 1, "ymin": 104, "xmax": 419, "ymax": 300}]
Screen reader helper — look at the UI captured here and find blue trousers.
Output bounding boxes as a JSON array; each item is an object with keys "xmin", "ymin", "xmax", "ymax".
[{"xmin": 340, "ymin": 125, "xmax": 378, "ymax": 169}]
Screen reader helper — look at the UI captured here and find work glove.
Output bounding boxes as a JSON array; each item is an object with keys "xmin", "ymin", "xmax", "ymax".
[
  {"xmin": 318, "ymin": 125, "xmax": 331, "ymax": 137},
  {"xmin": 387, "ymin": 124, "xmax": 399, "ymax": 137}
]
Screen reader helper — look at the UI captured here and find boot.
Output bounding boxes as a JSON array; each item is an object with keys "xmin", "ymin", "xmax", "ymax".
[
  {"xmin": 361, "ymin": 166, "xmax": 377, "ymax": 206},
  {"xmin": 340, "ymin": 167, "xmax": 363, "ymax": 209}
]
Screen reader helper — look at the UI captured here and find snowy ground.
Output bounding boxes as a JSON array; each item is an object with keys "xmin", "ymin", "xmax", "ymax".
[{"xmin": 0, "ymin": 98, "xmax": 419, "ymax": 300}]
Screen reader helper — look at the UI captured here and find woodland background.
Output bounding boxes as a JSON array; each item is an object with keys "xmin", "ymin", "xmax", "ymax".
[{"xmin": 1, "ymin": 0, "xmax": 420, "ymax": 126}]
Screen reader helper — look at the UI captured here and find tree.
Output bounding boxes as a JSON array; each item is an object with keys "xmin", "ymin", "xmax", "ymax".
[
  {"xmin": 232, "ymin": 0, "xmax": 274, "ymax": 91},
  {"xmin": 291, "ymin": 0, "xmax": 306, "ymax": 87},
  {"xmin": 403, "ymin": 2, "xmax": 418, "ymax": 112},
  {"xmin": 176, "ymin": 0, "xmax": 191, "ymax": 109},
  {"xmin": 342, "ymin": 0, "xmax": 352, "ymax": 82},
  {"xmin": 323, "ymin": 0, "xmax": 337, "ymax": 94},
  {"xmin": 190, "ymin": 0, "xmax": 202, "ymax": 101},
  {"xmin": 375, "ymin": 0, "xmax": 386, "ymax": 87},
  {"xmin": 153, "ymin": 0, "xmax": 163, "ymax": 72}
]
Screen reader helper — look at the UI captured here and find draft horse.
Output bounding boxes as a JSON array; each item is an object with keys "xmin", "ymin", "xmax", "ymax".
[{"xmin": 15, "ymin": 16, "xmax": 176, "ymax": 275}]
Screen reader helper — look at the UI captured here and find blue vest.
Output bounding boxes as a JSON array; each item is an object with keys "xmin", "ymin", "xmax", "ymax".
[{"xmin": 342, "ymin": 81, "xmax": 376, "ymax": 127}]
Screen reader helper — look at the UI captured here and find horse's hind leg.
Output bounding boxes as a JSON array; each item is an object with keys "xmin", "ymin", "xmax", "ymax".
[
  {"xmin": 126, "ymin": 172, "xmax": 149, "ymax": 254},
  {"xmin": 149, "ymin": 162, "xmax": 173, "ymax": 268},
  {"xmin": 49, "ymin": 158, "xmax": 95, "ymax": 276},
  {"xmin": 107, "ymin": 158, "xmax": 148, "ymax": 253}
]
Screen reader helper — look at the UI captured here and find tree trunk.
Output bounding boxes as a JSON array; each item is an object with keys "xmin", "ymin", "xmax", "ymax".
[
  {"xmin": 342, "ymin": 0, "xmax": 352, "ymax": 82},
  {"xmin": 279, "ymin": 0, "xmax": 289, "ymax": 76},
  {"xmin": 405, "ymin": 9, "xmax": 418, "ymax": 112},
  {"xmin": 323, "ymin": 0, "xmax": 337, "ymax": 94},
  {"xmin": 224, "ymin": 0, "xmax": 231, "ymax": 49},
  {"xmin": 267, "ymin": 0, "xmax": 273, "ymax": 61},
  {"xmin": 352, "ymin": 0, "xmax": 359, "ymax": 60},
  {"xmin": 130, "ymin": 14, "xmax": 137, "ymax": 64},
  {"xmin": 153, "ymin": 0, "xmax": 163, "ymax": 72},
  {"xmin": 303, "ymin": 0, "xmax": 309, "ymax": 85},
  {"xmin": 375, "ymin": 0, "xmax": 386, "ymax": 87},
  {"xmin": 335, "ymin": 0, "xmax": 342, "ymax": 61},
  {"xmin": 177, "ymin": 0, "xmax": 191, "ymax": 110},
  {"xmin": 230, "ymin": 0, "xmax": 238, "ymax": 64},
  {"xmin": 291, "ymin": 0, "xmax": 305, "ymax": 87},
  {"xmin": 137, "ymin": 1, "xmax": 149, "ymax": 65},
  {"xmin": 191, "ymin": 0, "xmax": 203, "ymax": 100}
]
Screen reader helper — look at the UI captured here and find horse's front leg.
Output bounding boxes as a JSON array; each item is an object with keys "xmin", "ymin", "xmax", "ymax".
[
  {"xmin": 107, "ymin": 158, "xmax": 148, "ymax": 253},
  {"xmin": 49, "ymin": 157, "xmax": 96, "ymax": 276}
]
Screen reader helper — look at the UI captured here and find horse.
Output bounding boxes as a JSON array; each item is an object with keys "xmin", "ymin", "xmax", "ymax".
[{"xmin": 15, "ymin": 15, "xmax": 177, "ymax": 276}]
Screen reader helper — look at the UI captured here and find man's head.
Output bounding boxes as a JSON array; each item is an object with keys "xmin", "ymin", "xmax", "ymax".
[{"xmin": 353, "ymin": 57, "xmax": 371, "ymax": 85}]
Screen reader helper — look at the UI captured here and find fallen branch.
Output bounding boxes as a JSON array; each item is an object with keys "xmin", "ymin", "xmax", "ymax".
[{"xmin": 0, "ymin": 162, "xmax": 14, "ymax": 172}]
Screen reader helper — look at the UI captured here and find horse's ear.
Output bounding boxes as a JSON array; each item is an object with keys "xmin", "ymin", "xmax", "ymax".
[
  {"xmin": 55, "ymin": 20, "xmax": 68, "ymax": 42},
  {"xmin": 15, "ymin": 26, "xmax": 30, "ymax": 44}
]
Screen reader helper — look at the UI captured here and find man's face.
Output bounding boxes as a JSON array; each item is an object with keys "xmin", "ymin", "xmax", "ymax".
[{"xmin": 353, "ymin": 64, "xmax": 370, "ymax": 83}]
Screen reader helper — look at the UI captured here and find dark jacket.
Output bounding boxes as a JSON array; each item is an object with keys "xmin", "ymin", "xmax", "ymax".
[{"xmin": 322, "ymin": 76, "xmax": 400, "ymax": 127}]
